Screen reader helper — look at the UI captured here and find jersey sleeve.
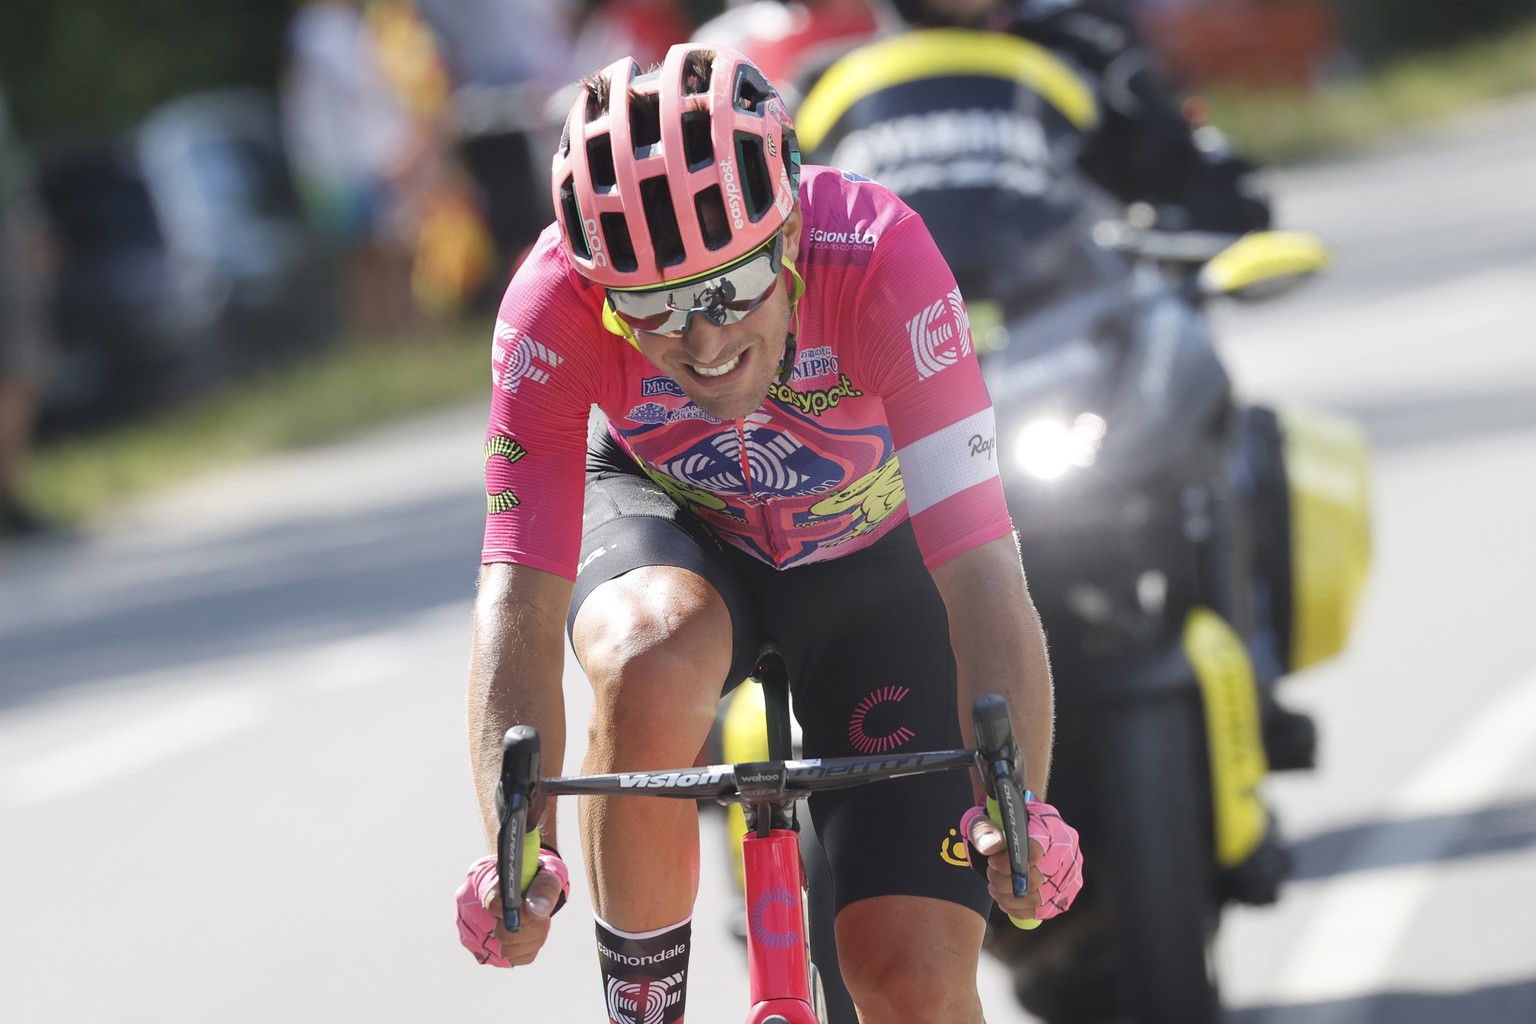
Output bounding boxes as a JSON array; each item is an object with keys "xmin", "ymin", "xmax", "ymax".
[
  {"xmin": 851, "ymin": 214, "xmax": 1014, "ymax": 570},
  {"xmin": 480, "ymin": 230, "xmax": 609, "ymax": 577}
]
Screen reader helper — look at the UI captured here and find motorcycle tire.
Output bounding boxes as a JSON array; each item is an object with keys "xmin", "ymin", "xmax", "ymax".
[{"xmin": 1094, "ymin": 693, "xmax": 1222, "ymax": 1024}]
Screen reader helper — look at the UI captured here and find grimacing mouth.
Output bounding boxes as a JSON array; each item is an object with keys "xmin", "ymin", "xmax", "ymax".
[{"xmin": 689, "ymin": 353, "xmax": 743, "ymax": 378}]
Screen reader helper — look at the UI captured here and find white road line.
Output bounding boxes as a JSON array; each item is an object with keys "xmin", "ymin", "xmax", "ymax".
[
  {"xmin": 1273, "ymin": 665, "xmax": 1536, "ymax": 1007},
  {"xmin": 0, "ymin": 608, "xmax": 468, "ymax": 808},
  {"xmin": 0, "ymin": 688, "xmax": 273, "ymax": 807}
]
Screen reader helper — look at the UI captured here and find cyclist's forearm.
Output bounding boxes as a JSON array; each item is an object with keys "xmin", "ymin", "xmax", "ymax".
[
  {"xmin": 932, "ymin": 534, "xmax": 1055, "ymax": 798},
  {"xmin": 467, "ymin": 562, "xmax": 574, "ymax": 850}
]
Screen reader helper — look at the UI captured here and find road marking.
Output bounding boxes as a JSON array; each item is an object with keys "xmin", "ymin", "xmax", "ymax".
[
  {"xmin": 1273, "ymin": 665, "xmax": 1536, "ymax": 1007},
  {"xmin": 1222, "ymin": 263, "xmax": 1532, "ymax": 389},
  {"xmin": 0, "ymin": 609, "xmax": 466, "ymax": 808},
  {"xmin": 0, "ymin": 688, "xmax": 272, "ymax": 807}
]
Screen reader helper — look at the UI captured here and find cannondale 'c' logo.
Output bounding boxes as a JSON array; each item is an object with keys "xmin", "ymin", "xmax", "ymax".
[
  {"xmin": 848, "ymin": 686, "xmax": 916, "ymax": 753},
  {"xmin": 606, "ymin": 971, "xmax": 685, "ymax": 1024},
  {"xmin": 907, "ymin": 287, "xmax": 972, "ymax": 378},
  {"xmin": 750, "ymin": 888, "xmax": 802, "ymax": 949}
]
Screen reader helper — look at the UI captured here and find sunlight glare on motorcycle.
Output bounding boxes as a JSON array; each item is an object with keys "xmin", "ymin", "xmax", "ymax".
[{"xmin": 1013, "ymin": 413, "xmax": 1107, "ymax": 480}]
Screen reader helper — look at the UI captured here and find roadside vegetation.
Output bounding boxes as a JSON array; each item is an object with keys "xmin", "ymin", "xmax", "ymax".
[
  {"xmin": 1205, "ymin": 21, "xmax": 1536, "ymax": 163},
  {"xmin": 25, "ymin": 328, "xmax": 488, "ymax": 527},
  {"xmin": 18, "ymin": 23, "xmax": 1536, "ymax": 530}
]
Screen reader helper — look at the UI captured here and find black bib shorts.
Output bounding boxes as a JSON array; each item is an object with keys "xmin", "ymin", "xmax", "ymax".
[{"xmin": 569, "ymin": 432, "xmax": 991, "ymax": 919}]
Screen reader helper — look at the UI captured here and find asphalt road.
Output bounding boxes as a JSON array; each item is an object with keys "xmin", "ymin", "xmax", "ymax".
[{"xmin": 2, "ymin": 96, "xmax": 1533, "ymax": 1023}]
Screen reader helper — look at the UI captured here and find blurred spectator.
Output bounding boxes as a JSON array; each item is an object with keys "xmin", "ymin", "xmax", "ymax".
[
  {"xmin": 0, "ymin": 83, "xmax": 57, "ymax": 538},
  {"xmin": 281, "ymin": 0, "xmax": 420, "ymax": 337},
  {"xmin": 415, "ymin": 0, "xmax": 579, "ymax": 296},
  {"xmin": 574, "ymin": 0, "xmax": 697, "ymax": 74},
  {"xmin": 1131, "ymin": 0, "xmax": 1344, "ymax": 90},
  {"xmin": 366, "ymin": 0, "xmax": 496, "ymax": 315},
  {"xmin": 692, "ymin": 0, "xmax": 893, "ymax": 105}
]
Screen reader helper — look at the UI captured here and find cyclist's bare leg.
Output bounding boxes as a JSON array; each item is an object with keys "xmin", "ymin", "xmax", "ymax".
[
  {"xmin": 571, "ymin": 564, "xmax": 734, "ymax": 931},
  {"xmin": 835, "ymin": 895, "xmax": 987, "ymax": 1023}
]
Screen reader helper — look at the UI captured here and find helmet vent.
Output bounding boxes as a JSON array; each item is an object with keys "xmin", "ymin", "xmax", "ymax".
[
  {"xmin": 557, "ymin": 178, "xmax": 589, "ymax": 262},
  {"xmin": 639, "ymin": 176, "xmax": 685, "ymax": 269},
  {"xmin": 630, "ymin": 92, "xmax": 662, "ymax": 152},
  {"xmin": 735, "ymin": 132, "xmax": 771, "ymax": 221},
  {"xmin": 681, "ymin": 110, "xmax": 714, "ymax": 170},
  {"xmin": 693, "ymin": 186, "xmax": 731, "ymax": 251},
  {"xmin": 682, "ymin": 50, "xmax": 713, "ymax": 95},
  {"xmin": 733, "ymin": 65, "xmax": 772, "ymax": 113},
  {"xmin": 600, "ymin": 212, "xmax": 637, "ymax": 273},
  {"xmin": 586, "ymin": 134, "xmax": 616, "ymax": 190}
]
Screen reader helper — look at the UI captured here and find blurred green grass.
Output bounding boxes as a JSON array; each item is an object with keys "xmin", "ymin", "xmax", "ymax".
[
  {"xmin": 26, "ymin": 326, "xmax": 489, "ymax": 527},
  {"xmin": 1204, "ymin": 22, "xmax": 1536, "ymax": 163},
  {"xmin": 20, "ymin": 24, "xmax": 1536, "ymax": 530}
]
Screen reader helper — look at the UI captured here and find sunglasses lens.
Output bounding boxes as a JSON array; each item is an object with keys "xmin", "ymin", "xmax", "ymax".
[
  {"xmin": 614, "ymin": 307, "xmax": 683, "ymax": 333},
  {"xmin": 608, "ymin": 236, "xmax": 782, "ymax": 336}
]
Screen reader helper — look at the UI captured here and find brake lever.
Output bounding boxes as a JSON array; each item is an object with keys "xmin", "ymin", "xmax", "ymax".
[
  {"xmin": 972, "ymin": 694, "xmax": 1031, "ymax": 900},
  {"xmin": 496, "ymin": 725, "xmax": 541, "ymax": 932}
]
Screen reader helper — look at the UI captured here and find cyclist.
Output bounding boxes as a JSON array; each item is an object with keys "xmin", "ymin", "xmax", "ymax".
[{"xmin": 454, "ymin": 44, "xmax": 1083, "ymax": 1022}]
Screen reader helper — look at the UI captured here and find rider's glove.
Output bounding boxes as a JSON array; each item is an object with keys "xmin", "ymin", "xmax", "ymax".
[
  {"xmin": 454, "ymin": 845, "xmax": 571, "ymax": 967},
  {"xmin": 962, "ymin": 796, "xmax": 1084, "ymax": 925}
]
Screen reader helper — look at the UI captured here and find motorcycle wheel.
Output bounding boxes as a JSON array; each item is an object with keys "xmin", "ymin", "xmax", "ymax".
[{"xmin": 1095, "ymin": 693, "xmax": 1222, "ymax": 1024}]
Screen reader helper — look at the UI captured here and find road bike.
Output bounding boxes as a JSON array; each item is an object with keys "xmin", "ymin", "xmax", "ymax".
[{"xmin": 494, "ymin": 646, "xmax": 1037, "ymax": 1023}]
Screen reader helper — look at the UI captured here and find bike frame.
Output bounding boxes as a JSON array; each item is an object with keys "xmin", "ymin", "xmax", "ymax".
[{"xmin": 741, "ymin": 826, "xmax": 819, "ymax": 1023}]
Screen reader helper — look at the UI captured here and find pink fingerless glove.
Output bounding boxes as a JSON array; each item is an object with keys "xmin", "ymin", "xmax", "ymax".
[
  {"xmin": 454, "ymin": 849, "xmax": 571, "ymax": 968},
  {"xmin": 962, "ymin": 797, "xmax": 1084, "ymax": 921},
  {"xmin": 1025, "ymin": 800, "xmax": 1084, "ymax": 920}
]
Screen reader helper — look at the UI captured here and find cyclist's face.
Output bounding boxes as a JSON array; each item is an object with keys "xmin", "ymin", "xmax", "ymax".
[{"xmin": 632, "ymin": 209, "xmax": 802, "ymax": 422}]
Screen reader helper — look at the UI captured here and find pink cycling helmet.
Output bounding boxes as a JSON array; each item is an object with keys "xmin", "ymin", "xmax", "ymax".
[{"xmin": 551, "ymin": 44, "xmax": 801, "ymax": 289}]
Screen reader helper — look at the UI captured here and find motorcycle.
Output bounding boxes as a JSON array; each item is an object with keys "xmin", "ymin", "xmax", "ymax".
[{"xmin": 717, "ymin": 26, "xmax": 1371, "ymax": 1024}]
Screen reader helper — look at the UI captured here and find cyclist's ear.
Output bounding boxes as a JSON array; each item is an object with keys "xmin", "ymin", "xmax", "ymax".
[{"xmin": 780, "ymin": 204, "xmax": 804, "ymax": 267}]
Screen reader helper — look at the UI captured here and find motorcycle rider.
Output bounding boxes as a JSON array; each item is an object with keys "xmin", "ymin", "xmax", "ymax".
[
  {"xmin": 695, "ymin": 0, "xmax": 1273, "ymax": 235},
  {"xmin": 702, "ymin": 0, "xmax": 1316, "ymax": 761}
]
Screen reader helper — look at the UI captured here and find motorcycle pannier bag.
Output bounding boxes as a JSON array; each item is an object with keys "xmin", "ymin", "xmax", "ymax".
[{"xmin": 1248, "ymin": 405, "xmax": 1372, "ymax": 674}]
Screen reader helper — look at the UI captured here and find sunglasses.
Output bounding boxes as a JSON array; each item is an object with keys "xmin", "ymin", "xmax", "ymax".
[{"xmin": 606, "ymin": 235, "xmax": 784, "ymax": 337}]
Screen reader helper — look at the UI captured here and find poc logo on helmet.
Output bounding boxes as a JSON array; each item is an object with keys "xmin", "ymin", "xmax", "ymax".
[{"xmin": 583, "ymin": 217, "xmax": 608, "ymax": 268}]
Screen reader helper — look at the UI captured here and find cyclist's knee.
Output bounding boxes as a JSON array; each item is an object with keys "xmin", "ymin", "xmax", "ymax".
[
  {"xmin": 574, "ymin": 566, "xmax": 731, "ymax": 746},
  {"xmin": 837, "ymin": 900, "xmax": 984, "ymax": 1022},
  {"xmin": 840, "ymin": 948, "xmax": 980, "ymax": 1021}
]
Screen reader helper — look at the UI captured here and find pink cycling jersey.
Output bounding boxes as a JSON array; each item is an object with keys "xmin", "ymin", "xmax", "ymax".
[{"xmin": 481, "ymin": 166, "xmax": 1011, "ymax": 574}]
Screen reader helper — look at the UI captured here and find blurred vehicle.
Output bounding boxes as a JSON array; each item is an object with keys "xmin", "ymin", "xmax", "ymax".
[
  {"xmin": 36, "ymin": 89, "xmax": 339, "ymax": 428},
  {"xmin": 778, "ymin": 26, "xmax": 1370, "ymax": 1024}
]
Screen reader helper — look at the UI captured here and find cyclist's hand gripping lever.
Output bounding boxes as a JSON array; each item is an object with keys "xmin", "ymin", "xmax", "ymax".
[
  {"xmin": 972, "ymin": 694, "xmax": 1041, "ymax": 930},
  {"xmin": 496, "ymin": 725, "xmax": 542, "ymax": 933}
]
